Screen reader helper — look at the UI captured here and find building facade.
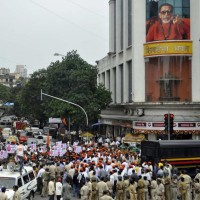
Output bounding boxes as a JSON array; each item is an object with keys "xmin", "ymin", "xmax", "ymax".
[{"xmin": 97, "ymin": 0, "xmax": 200, "ymax": 140}]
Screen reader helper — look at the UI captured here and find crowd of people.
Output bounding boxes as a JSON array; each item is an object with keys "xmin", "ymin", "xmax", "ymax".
[{"xmin": 0, "ymin": 136, "xmax": 200, "ymax": 200}]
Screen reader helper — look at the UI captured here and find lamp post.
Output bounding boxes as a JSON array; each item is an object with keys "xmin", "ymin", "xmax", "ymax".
[
  {"xmin": 54, "ymin": 53, "xmax": 65, "ymax": 57},
  {"xmin": 41, "ymin": 89, "xmax": 88, "ymax": 126}
]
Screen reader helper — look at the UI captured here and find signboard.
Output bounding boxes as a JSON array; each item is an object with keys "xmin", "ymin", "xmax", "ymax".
[
  {"xmin": 49, "ymin": 118, "xmax": 62, "ymax": 123},
  {"xmin": 16, "ymin": 122, "xmax": 27, "ymax": 130},
  {"xmin": 144, "ymin": 41, "xmax": 192, "ymax": 57},
  {"xmin": 178, "ymin": 123, "xmax": 196, "ymax": 128}
]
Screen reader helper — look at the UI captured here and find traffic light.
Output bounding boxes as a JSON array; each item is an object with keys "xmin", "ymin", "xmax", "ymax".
[
  {"xmin": 164, "ymin": 113, "xmax": 169, "ymax": 131},
  {"xmin": 170, "ymin": 114, "xmax": 174, "ymax": 133}
]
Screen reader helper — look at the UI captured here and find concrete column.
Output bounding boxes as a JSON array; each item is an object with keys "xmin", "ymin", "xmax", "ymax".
[
  {"xmin": 132, "ymin": 0, "xmax": 146, "ymax": 102},
  {"xmin": 109, "ymin": 0, "xmax": 116, "ymax": 53},
  {"xmin": 116, "ymin": 0, "xmax": 121, "ymax": 53},
  {"xmin": 123, "ymin": 0, "xmax": 129, "ymax": 103},
  {"xmin": 191, "ymin": 1, "xmax": 200, "ymax": 102}
]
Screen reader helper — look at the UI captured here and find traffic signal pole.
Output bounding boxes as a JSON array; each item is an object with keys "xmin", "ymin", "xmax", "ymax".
[{"xmin": 168, "ymin": 112, "xmax": 170, "ymax": 140}]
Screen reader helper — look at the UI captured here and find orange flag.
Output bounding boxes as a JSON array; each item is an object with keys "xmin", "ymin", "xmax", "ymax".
[{"xmin": 46, "ymin": 133, "xmax": 50, "ymax": 148}]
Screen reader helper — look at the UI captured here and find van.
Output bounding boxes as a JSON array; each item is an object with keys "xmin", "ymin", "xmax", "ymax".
[{"xmin": 0, "ymin": 165, "xmax": 37, "ymax": 200}]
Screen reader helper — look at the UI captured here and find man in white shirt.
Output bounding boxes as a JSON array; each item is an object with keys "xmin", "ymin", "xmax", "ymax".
[
  {"xmin": 37, "ymin": 165, "xmax": 45, "ymax": 194},
  {"xmin": 55, "ymin": 178, "xmax": 62, "ymax": 200},
  {"xmin": 48, "ymin": 177, "xmax": 55, "ymax": 200},
  {"xmin": 16, "ymin": 142, "xmax": 25, "ymax": 174}
]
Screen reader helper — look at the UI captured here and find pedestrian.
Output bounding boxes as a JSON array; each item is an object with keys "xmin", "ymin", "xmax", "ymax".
[
  {"xmin": 13, "ymin": 185, "xmax": 21, "ymax": 200},
  {"xmin": 97, "ymin": 176, "xmax": 109, "ymax": 199},
  {"xmin": 91, "ymin": 177, "xmax": 98, "ymax": 200},
  {"xmin": 171, "ymin": 174, "xmax": 178, "ymax": 200},
  {"xmin": 37, "ymin": 164, "xmax": 45, "ymax": 195},
  {"xmin": 163, "ymin": 172, "xmax": 171, "ymax": 200},
  {"xmin": 193, "ymin": 178, "xmax": 200, "ymax": 200},
  {"xmin": 80, "ymin": 181, "xmax": 90, "ymax": 200},
  {"xmin": 41, "ymin": 168, "xmax": 50, "ymax": 197},
  {"xmin": 137, "ymin": 175, "xmax": 145, "ymax": 200},
  {"xmin": 62, "ymin": 179, "xmax": 72, "ymax": 200},
  {"xmin": 55, "ymin": 178, "xmax": 63, "ymax": 200},
  {"xmin": 143, "ymin": 176, "xmax": 149, "ymax": 200},
  {"xmin": 48, "ymin": 177, "xmax": 55, "ymax": 200},
  {"xmin": 129, "ymin": 179, "xmax": 136, "ymax": 200},
  {"xmin": 0, "ymin": 187, "xmax": 8, "ymax": 200},
  {"xmin": 116, "ymin": 176, "xmax": 124, "ymax": 200},
  {"xmin": 155, "ymin": 178, "xmax": 164, "ymax": 200},
  {"xmin": 150, "ymin": 176, "xmax": 157, "ymax": 200},
  {"xmin": 179, "ymin": 177, "xmax": 187, "ymax": 200},
  {"xmin": 16, "ymin": 141, "xmax": 25, "ymax": 174},
  {"xmin": 72, "ymin": 168, "xmax": 79, "ymax": 198},
  {"xmin": 100, "ymin": 190, "xmax": 114, "ymax": 200},
  {"xmin": 123, "ymin": 174, "xmax": 130, "ymax": 200}
]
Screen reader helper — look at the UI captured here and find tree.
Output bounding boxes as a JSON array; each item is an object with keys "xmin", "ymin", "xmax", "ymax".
[
  {"xmin": 14, "ymin": 50, "xmax": 112, "ymax": 131},
  {"xmin": 15, "ymin": 69, "xmax": 48, "ymax": 125},
  {"xmin": 0, "ymin": 84, "xmax": 11, "ymax": 102},
  {"xmin": 43, "ymin": 50, "xmax": 112, "ymax": 130}
]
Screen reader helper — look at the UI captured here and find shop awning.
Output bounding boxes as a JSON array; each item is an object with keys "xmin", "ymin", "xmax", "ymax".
[
  {"xmin": 80, "ymin": 132, "xmax": 94, "ymax": 138},
  {"xmin": 123, "ymin": 133, "xmax": 145, "ymax": 143}
]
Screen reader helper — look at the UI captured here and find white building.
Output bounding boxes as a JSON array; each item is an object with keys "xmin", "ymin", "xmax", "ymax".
[
  {"xmin": 97, "ymin": 0, "xmax": 200, "ymax": 140},
  {"xmin": 15, "ymin": 65, "xmax": 28, "ymax": 78}
]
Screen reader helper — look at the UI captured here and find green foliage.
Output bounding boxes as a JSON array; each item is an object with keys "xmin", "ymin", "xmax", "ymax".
[
  {"xmin": 12, "ymin": 50, "xmax": 112, "ymax": 129},
  {"xmin": 0, "ymin": 84, "xmax": 11, "ymax": 101}
]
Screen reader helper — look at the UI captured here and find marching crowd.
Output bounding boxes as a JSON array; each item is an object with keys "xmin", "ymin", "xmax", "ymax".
[
  {"xmin": 28, "ymin": 138, "xmax": 200, "ymax": 200},
  {"xmin": 1, "ymin": 137, "xmax": 200, "ymax": 200}
]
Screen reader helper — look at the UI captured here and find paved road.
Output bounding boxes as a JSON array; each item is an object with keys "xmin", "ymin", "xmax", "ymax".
[{"xmin": 34, "ymin": 192, "xmax": 80, "ymax": 200}]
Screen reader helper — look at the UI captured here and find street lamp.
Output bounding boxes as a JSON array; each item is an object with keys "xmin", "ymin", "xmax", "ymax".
[
  {"xmin": 54, "ymin": 53, "xmax": 65, "ymax": 57},
  {"xmin": 41, "ymin": 89, "xmax": 88, "ymax": 126}
]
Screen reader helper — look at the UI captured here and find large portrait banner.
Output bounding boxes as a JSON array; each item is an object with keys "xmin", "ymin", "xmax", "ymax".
[{"xmin": 146, "ymin": 0, "xmax": 190, "ymax": 42}]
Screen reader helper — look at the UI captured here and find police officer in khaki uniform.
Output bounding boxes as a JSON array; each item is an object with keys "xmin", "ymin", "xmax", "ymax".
[
  {"xmin": 155, "ymin": 178, "xmax": 164, "ymax": 200},
  {"xmin": 0, "ymin": 187, "xmax": 8, "ymax": 200},
  {"xmin": 100, "ymin": 190, "xmax": 114, "ymax": 200},
  {"xmin": 150, "ymin": 176, "xmax": 157, "ymax": 200},
  {"xmin": 182, "ymin": 170, "xmax": 192, "ymax": 200},
  {"xmin": 49, "ymin": 161, "xmax": 57, "ymax": 179},
  {"xmin": 13, "ymin": 185, "xmax": 21, "ymax": 200},
  {"xmin": 97, "ymin": 176, "xmax": 109, "ymax": 199},
  {"xmin": 171, "ymin": 174, "xmax": 178, "ymax": 200},
  {"xmin": 41, "ymin": 168, "xmax": 50, "ymax": 197},
  {"xmin": 163, "ymin": 172, "xmax": 171, "ymax": 200},
  {"xmin": 137, "ymin": 175, "xmax": 145, "ymax": 200},
  {"xmin": 116, "ymin": 176, "xmax": 124, "ymax": 200},
  {"xmin": 123, "ymin": 174, "xmax": 130, "ymax": 200},
  {"xmin": 80, "ymin": 182, "xmax": 90, "ymax": 200},
  {"xmin": 193, "ymin": 178, "xmax": 200, "ymax": 200},
  {"xmin": 105, "ymin": 177, "xmax": 113, "ymax": 197},
  {"xmin": 91, "ymin": 177, "xmax": 98, "ymax": 200},
  {"xmin": 179, "ymin": 177, "xmax": 187, "ymax": 200}
]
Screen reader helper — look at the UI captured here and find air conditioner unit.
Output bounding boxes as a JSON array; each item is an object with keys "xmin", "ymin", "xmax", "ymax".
[{"xmin": 136, "ymin": 108, "xmax": 144, "ymax": 116}]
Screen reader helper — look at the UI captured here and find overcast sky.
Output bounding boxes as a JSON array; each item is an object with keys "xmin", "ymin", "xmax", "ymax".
[{"xmin": 0, "ymin": 0, "xmax": 109, "ymax": 75}]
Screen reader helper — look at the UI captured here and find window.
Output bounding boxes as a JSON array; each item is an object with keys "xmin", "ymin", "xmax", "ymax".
[
  {"xmin": 23, "ymin": 174, "xmax": 30, "ymax": 184},
  {"xmin": 29, "ymin": 171, "xmax": 35, "ymax": 181},
  {"xmin": 18, "ymin": 178, "xmax": 22, "ymax": 187},
  {"xmin": 145, "ymin": 56, "xmax": 191, "ymax": 102}
]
